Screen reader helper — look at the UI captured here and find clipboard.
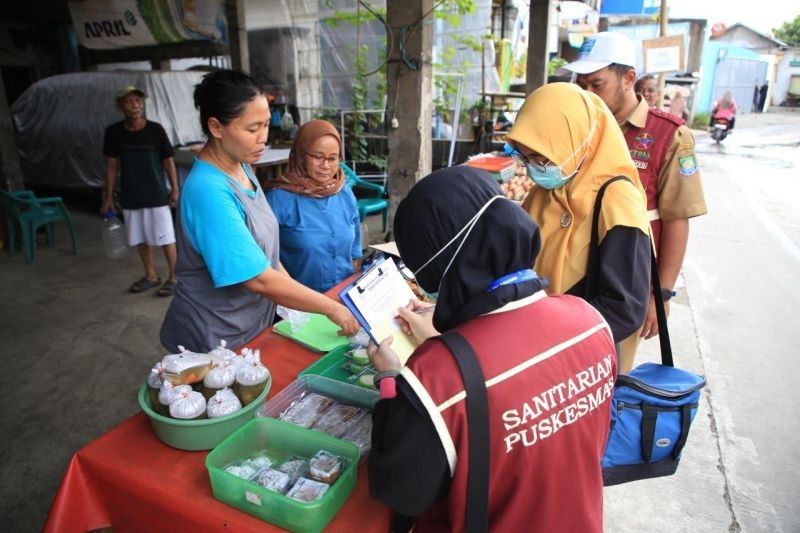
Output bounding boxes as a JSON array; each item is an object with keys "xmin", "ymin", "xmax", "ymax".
[{"xmin": 338, "ymin": 256, "xmax": 418, "ymax": 363}]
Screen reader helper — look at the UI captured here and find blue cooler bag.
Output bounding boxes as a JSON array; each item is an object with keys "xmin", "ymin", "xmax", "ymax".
[
  {"xmin": 602, "ymin": 362, "xmax": 706, "ymax": 485},
  {"xmin": 587, "ymin": 178, "xmax": 707, "ymax": 486}
]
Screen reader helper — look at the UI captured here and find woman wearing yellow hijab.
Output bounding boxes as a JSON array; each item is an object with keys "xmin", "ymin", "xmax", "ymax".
[{"xmin": 506, "ymin": 82, "xmax": 651, "ymax": 348}]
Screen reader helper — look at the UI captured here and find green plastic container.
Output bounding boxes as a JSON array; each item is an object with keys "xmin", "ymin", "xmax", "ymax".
[
  {"xmin": 299, "ymin": 345, "xmax": 361, "ymax": 383},
  {"xmin": 262, "ymin": 374, "xmax": 377, "ymax": 420},
  {"xmin": 206, "ymin": 417, "xmax": 360, "ymax": 532},
  {"xmin": 273, "ymin": 314, "xmax": 351, "ymax": 353},
  {"xmin": 137, "ymin": 377, "xmax": 271, "ymax": 451}
]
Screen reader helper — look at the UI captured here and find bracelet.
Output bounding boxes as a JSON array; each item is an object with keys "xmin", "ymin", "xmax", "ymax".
[{"xmin": 373, "ymin": 369, "xmax": 400, "ymax": 387}]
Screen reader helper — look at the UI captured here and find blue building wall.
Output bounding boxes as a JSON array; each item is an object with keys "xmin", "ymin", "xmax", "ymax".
[{"xmin": 697, "ymin": 41, "xmax": 763, "ymax": 114}]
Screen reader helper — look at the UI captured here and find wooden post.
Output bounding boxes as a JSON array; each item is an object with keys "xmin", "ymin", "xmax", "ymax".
[
  {"xmin": 386, "ymin": 0, "xmax": 434, "ymax": 234},
  {"xmin": 225, "ymin": 0, "xmax": 250, "ymax": 73},
  {"xmin": 657, "ymin": 0, "xmax": 668, "ymax": 109},
  {"xmin": 525, "ymin": 0, "xmax": 551, "ymax": 94},
  {"xmin": 0, "ymin": 69, "xmax": 24, "ymax": 192}
]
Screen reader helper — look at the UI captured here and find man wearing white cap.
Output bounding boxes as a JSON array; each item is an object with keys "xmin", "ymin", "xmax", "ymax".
[
  {"xmin": 101, "ymin": 85, "xmax": 179, "ymax": 296},
  {"xmin": 560, "ymin": 32, "xmax": 707, "ymax": 373}
]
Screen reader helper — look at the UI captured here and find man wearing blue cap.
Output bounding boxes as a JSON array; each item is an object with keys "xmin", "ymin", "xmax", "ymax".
[{"xmin": 560, "ymin": 32, "xmax": 707, "ymax": 373}]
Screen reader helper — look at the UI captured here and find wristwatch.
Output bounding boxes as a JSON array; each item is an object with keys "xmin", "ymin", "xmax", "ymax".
[
  {"xmin": 373, "ymin": 369, "xmax": 400, "ymax": 387},
  {"xmin": 661, "ymin": 288, "xmax": 677, "ymax": 301}
]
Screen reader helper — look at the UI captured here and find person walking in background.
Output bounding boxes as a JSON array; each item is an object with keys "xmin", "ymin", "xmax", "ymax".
[
  {"xmin": 101, "ymin": 85, "xmax": 179, "ymax": 297},
  {"xmin": 759, "ymin": 81, "xmax": 770, "ymax": 113},
  {"xmin": 668, "ymin": 91, "xmax": 688, "ymax": 122},
  {"xmin": 752, "ymin": 81, "xmax": 761, "ymax": 113},
  {"xmin": 264, "ymin": 120, "xmax": 361, "ymax": 293},
  {"xmin": 559, "ymin": 31, "xmax": 708, "ymax": 373},
  {"xmin": 634, "ymin": 74, "xmax": 659, "ymax": 108}
]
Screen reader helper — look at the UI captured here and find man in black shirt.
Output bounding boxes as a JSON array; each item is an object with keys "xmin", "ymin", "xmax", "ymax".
[{"xmin": 102, "ymin": 86, "xmax": 179, "ymax": 296}]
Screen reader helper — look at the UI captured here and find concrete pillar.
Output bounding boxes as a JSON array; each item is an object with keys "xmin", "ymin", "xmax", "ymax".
[
  {"xmin": 526, "ymin": 0, "xmax": 551, "ymax": 94},
  {"xmin": 687, "ymin": 20, "xmax": 706, "ymax": 73},
  {"xmin": 0, "ymin": 70, "xmax": 24, "ymax": 191},
  {"xmin": 386, "ymin": 0, "xmax": 433, "ymax": 233},
  {"xmin": 225, "ymin": 0, "xmax": 250, "ymax": 73}
]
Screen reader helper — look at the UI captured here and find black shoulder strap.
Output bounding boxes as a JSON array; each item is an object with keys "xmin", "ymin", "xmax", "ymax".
[
  {"xmin": 438, "ymin": 331, "xmax": 490, "ymax": 533},
  {"xmin": 587, "ymin": 176, "xmax": 674, "ymax": 367}
]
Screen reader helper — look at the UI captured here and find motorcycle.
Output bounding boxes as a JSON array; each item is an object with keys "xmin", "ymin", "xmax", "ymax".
[{"xmin": 711, "ymin": 117, "xmax": 730, "ymax": 143}]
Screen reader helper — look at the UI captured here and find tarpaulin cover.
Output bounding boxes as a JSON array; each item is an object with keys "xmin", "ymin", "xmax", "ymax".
[
  {"xmin": 11, "ymin": 71, "xmax": 206, "ymax": 189},
  {"xmin": 43, "ymin": 277, "xmax": 392, "ymax": 533}
]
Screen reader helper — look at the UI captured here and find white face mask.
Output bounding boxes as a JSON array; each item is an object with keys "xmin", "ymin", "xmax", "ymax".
[{"xmin": 413, "ymin": 195, "xmax": 506, "ymax": 294}]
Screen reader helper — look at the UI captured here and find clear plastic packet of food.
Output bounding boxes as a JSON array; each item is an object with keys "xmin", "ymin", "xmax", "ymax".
[
  {"xmin": 202, "ymin": 361, "xmax": 237, "ymax": 400},
  {"xmin": 287, "ymin": 477, "xmax": 330, "ymax": 503},
  {"xmin": 157, "ymin": 382, "xmax": 193, "ymax": 414},
  {"xmin": 311, "ymin": 404, "xmax": 367, "ymax": 438},
  {"xmin": 169, "ymin": 390, "xmax": 207, "ymax": 420},
  {"xmin": 309, "ymin": 450, "xmax": 344, "ymax": 484},
  {"xmin": 147, "ymin": 363, "xmax": 165, "ymax": 412},
  {"xmin": 341, "ymin": 414, "xmax": 373, "ymax": 458},
  {"xmin": 349, "ymin": 329, "xmax": 371, "ymax": 348},
  {"xmin": 277, "ymin": 455, "xmax": 310, "ymax": 485},
  {"xmin": 253, "ymin": 467, "xmax": 292, "ymax": 494},
  {"xmin": 276, "ymin": 305, "xmax": 311, "ymax": 334},
  {"xmin": 234, "ymin": 360, "xmax": 271, "ymax": 406},
  {"xmin": 162, "ymin": 346, "xmax": 212, "ymax": 385},
  {"xmin": 225, "ymin": 462, "xmax": 259, "ymax": 480},
  {"xmin": 208, "ymin": 339, "xmax": 237, "ymax": 365},
  {"xmin": 206, "ymin": 387, "xmax": 242, "ymax": 418},
  {"xmin": 244, "ymin": 453, "xmax": 274, "ymax": 472},
  {"xmin": 278, "ymin": 392, "xmax": 336, "ymax": 429}
]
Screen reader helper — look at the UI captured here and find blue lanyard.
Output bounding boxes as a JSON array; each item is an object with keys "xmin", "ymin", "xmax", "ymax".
[{"xmin": 487, "ymin": 269, "xmax": 538, "ymax": 292}]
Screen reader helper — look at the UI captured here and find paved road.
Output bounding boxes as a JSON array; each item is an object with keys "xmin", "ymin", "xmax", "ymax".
[{"xmin": 605, "ymin": 110, "xmax": 800, "ymax": 532}]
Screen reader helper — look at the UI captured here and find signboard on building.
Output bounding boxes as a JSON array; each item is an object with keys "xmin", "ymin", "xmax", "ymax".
[
  {"xmin": 68, "ymin": 0, "xmax": 228, "ymax": 50},
  {"xmin": 600, "ymin": 0, "xmax": 659, "ymax": 15},
  {"xmin": 643, "ymin": 35, "xmax": 685, "ymax": 73}
]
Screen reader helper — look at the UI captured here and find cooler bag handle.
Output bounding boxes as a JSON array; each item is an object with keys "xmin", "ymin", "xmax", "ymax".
[
  {"xmin": 438, "ymin": 331, "xmax": 490, "ymax": 533},
  {"xmin": 588, "ymin": 176, "xmax": 673, "ymax": 367}
]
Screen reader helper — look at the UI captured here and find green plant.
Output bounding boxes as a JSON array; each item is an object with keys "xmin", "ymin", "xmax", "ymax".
[
  {"xmin": 774, "ymin": 14, "xmax": 800, "ymax": 45},
  {"xmin": 548, "ymin": 57, "xmax": 567, "ymax": 77},
  {"xmin": 691, "ymin": 112, "xmax": 710, "ymax": 130}
]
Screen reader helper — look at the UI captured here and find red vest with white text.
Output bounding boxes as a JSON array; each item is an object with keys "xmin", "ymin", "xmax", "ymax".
[
  {"xmin": 402, "ymin": 294, "xmax": 617, "ymax": 532},
  {"xmin": 623, "ymin": 108, "xmax": 682, "ymax": 251}
]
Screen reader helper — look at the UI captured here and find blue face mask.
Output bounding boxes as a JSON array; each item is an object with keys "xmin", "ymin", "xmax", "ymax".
[
  {"xmin": 523, "ymin": 122, "xmax": 596, "ymax": 190},
  {"xmin": 422, "ymin": 289, "xmax": 439, "ymax": 302}
]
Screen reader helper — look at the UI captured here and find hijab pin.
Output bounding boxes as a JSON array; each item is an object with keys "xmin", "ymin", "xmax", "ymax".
[{"xmin": 560, "ymin": 211, "xmax": 573, "ymax": 228}]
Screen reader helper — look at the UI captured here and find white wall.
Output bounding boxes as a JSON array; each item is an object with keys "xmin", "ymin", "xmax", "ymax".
[{"xmin": 773, "ymin": 48, "xmax": 800, "ymax": 106}]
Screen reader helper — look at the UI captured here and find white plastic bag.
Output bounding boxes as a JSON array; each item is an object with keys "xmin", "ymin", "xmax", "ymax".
[
  {"xmin": 207, "ymin": 387, "xmax": 242, "ymax": 418},
  {"xmin": 277, "ymin": 306, "xmax": 311, "ymax": 333}
]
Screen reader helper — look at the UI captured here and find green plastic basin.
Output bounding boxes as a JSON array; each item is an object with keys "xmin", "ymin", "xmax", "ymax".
[{"xmin": 137, "ymin": 377, "xmax": 271, "ymax": 451}]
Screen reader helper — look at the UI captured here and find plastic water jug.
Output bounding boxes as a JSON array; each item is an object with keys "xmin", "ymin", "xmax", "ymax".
[{"xmin": 102, "ymin": 212, "xmax": 127, "ymax": 259}]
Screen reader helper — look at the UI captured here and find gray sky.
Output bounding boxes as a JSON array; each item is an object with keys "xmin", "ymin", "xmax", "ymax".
[{"xmin": 667, "ymin": 0, "xmax": 798, "ymax": 36}]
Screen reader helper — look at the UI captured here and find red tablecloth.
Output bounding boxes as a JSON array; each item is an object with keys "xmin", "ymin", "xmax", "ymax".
[{"xmin": 44, "ymin": 281, "xmax": 392, "ymax": 533}]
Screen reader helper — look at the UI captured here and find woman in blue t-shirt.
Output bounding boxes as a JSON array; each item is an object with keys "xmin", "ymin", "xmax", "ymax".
[
  {"xmin": 160, "ymin": 71, "xmax": 359, "ymax": 353},
  {"xmin": 265, "ymin": 120, "xmax": 361, "ymax": 293}
]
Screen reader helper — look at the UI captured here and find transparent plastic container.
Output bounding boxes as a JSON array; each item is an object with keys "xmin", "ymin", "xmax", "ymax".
[{"xmin": 101, "ymin": 212, "xmax": 127, "ymax": 259}]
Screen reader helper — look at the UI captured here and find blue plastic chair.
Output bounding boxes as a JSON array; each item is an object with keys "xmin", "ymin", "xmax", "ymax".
[
  {"xmin": 340, "ymin": 162, "xmax": 389, "ymax": 232},
  {"xmin": 0, "ymin": 189, "xmax": 78, "ymax": 264}
]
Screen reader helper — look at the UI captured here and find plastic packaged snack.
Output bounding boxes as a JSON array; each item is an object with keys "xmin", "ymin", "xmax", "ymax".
[
  {"xmin": 208, "ymin": 339, "xmax": 237, "ymax": 365},
  {"xmin": 278, "ymin": 392, "xmax": 336, "ymax": 428},
  {"xmin": 254, "ymin": 467, "xmax": 292, "ymax": 494},
  {"xmin": 234, "ymin": 360, "xmax": 271, "ymax": 406},
  {"xmin": 202, "ymin": 360, "xmax": 237, "ymax": 400},
  {"xmin": 309, "ymin": 450, "xmax": 343, "ymax": 484},
  {"xmin": 157, "ymin": 382, "xmax": 193, "ymax": 413},
  {"xmin": 225, "ymin": 463, "xmax": 258, "ymax": 480},
  {"xmin": 162, "ymin": 347, "xmax": 212, "ymax": 385},
  {"xmin": 311, "ymin": 404, "xmax": 367, "ymax": 438},
  {"xmin": 277, "ymin": 455, "xmax": 310, "ymax": 485},
  {"xmin": 356, "ymin": 373, "xmax": 377, "ymax": 390},
  {"xmin": 349, "ymin": 329, "xmax": 371, "ymax": 348},
  {"xmin": 287, "ymin": 477, "xmax": 330, "ymax": 503},
  {"xmin": 342, "ymin": 414, "xmax": 373, "ymax": 457},
  {"xmin": 169, "ymin": 390, "xmax": 207, "ymax": 420},
  {"xmin": 245, "ymin": 453, "xmax": 273, "ymax": 471},
  {"xmin": 147, "ymin": 363, "xmax": 165, "ymax": 415},
  {"xmin": 206, "ymin": 387, "xmax": 242, "ymax": 418}
]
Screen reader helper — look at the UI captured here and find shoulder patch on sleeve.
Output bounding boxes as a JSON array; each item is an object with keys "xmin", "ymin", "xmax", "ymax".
[{"xmin": 678, "ymin": 153, "xmax": 698, "ymax": 176}]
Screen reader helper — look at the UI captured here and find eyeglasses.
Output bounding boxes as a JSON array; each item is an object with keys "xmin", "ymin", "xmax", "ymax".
[
  {"xmin": 508, "ymin": 148, "xmax": 552, "ymax": 172},
  {"xmin": 309, "ymin": 153, "xmax": 340, "ymax": 166}
]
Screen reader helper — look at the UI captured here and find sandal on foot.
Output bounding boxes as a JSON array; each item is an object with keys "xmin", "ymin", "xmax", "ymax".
[
  {"xmin": 130, "ymin": 276, "xmax": 162, "ymax": 293},
  {"xmin": 158, "ymin": 280, "xmax": 177, "ymax": 297}
]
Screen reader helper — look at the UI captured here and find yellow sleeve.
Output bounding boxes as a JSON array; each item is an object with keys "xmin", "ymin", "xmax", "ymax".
[{"xmin": 657, "ymin": 125, "xmax": 708, "ymax": 220}]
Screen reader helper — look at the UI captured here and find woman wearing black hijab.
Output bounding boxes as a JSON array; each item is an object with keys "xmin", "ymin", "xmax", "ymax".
[{"xmin": 367, "ymin": 167, "xmax": 617, "ymax": 532}]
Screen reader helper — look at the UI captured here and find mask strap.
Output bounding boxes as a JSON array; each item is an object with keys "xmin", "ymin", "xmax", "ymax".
[{"xmin": 413, "ymin": 195, "xmax": 506, "ymax": 277}]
